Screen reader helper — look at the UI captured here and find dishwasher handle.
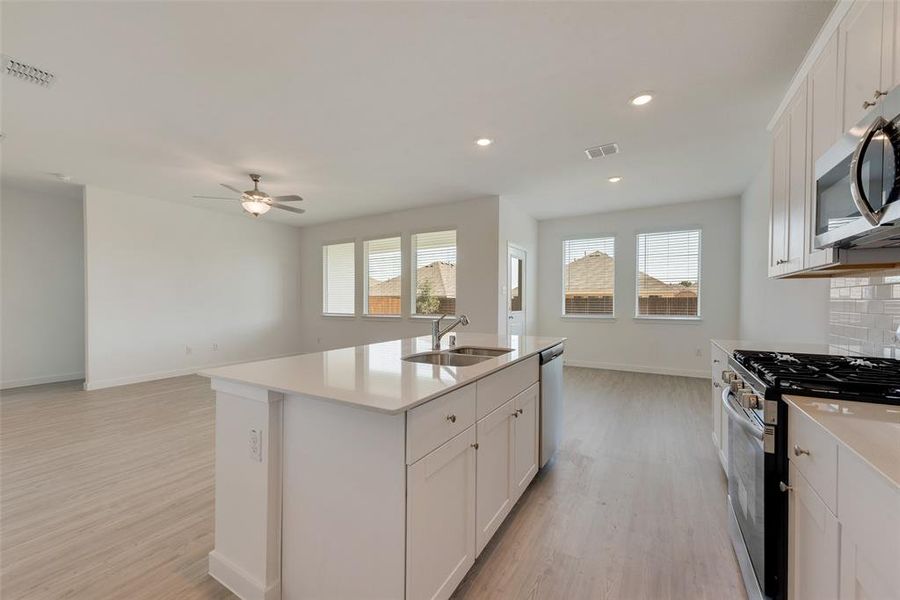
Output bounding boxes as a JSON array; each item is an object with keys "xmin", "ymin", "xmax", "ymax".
[{"xmin": 540, "ymin": 344, "xmax": 564, "ymax": 364}]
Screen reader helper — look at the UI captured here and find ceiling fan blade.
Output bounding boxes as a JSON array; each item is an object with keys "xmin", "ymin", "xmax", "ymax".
[
  {"xmin": 271, "ymin": 203, "xmax": 306, "ymax": 214},
  {"xmin": 272, "ymin": 194, "xmax": 304, "ymax": 203},
  {"xmin": 220, "ymin": 183, "xmax": 245, "ymax": 195},
  {"xmin": 193, "ymin": 195, "xmax": 238, "ymax": 200}
]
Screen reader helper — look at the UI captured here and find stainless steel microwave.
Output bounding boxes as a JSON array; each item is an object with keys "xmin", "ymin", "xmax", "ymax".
[{"xmin": 815, "ymin": 86, "xmax": 900, "ymax": 250}]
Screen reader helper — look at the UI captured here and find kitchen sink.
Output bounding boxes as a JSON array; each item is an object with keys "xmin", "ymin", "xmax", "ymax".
[
  {"xmin": 448, "ymin": 346, "xmax": 512, "ymax": 357},
  {"xmin": 403, "ymin": 352, "xmax": 492, "ymax": 366}
]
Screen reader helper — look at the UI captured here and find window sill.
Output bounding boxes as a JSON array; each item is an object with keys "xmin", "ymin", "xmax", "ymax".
[
  {"xmin": 363, "ymin": 314, "xmax": 402, "ymax": 319},
  {"xmin": 633, "ymin": 316, "xmax": 702, "ymax": 323},
  {"xmin": 560, "ymin": 315, "xmax": 616, "ymax": 321},
  {"xmin": 322, "ymin": 313, "xmax": 357, "ymax": 319}
]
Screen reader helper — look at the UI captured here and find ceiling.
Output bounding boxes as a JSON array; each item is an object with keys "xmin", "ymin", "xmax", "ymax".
[{"xmin": 1, "ymin": 1, "xmax": 833, "ymax": 226}]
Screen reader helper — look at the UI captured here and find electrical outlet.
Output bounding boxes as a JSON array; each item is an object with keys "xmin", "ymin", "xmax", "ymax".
[
  {"xmin": 249, "ymin": 428, "xmax": 262, "ymax": 462},
  {"xmin": 185, "ymin": 345, "xmax": 192, "ymax": 356}
]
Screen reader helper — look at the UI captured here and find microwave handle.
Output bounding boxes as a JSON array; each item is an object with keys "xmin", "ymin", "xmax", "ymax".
[{"xmin": 850, "ymin": 115, "xmax": 888, "ymax": 226}]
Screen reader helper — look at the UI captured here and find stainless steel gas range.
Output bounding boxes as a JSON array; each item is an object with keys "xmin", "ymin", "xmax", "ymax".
[{"xmin": 720, "ymin": 350, "xmax": 900, "ymax": 600}]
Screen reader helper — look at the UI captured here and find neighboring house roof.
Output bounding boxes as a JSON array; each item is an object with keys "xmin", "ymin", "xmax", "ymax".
[
  {"xmin": 369, "ymin": 261, "xmax": 457, "ymax": 297},
  {"xmin": 565, "ymin": 251, "xmax": 696, "ymax": 298}
]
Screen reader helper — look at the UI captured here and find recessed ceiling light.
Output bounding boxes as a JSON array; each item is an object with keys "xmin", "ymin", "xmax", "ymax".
[
  {"xmin": 608, "ymin": 176, "xmax": 622, "ymax": 183},
  {"xmin": 475, "ymin": 138, "xmax": 493, "ymax": 147},
  {"xmin": 630, "ymin": 93, "xmax": 653, "ymax": 106}
]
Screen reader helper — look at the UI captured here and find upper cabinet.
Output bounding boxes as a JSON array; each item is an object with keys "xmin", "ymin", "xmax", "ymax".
[
  {"xmin": 840, "ymin": 0, "xmax": 888, "ymax": 131},
  {"xmin": 768, "ymin": 0, "xmax": 900, "ymax": 279}
]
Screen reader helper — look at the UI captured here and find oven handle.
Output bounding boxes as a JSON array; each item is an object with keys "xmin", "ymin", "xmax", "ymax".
[
  {"xmin": 850, "ymin": 115, "xmax": 888, "ymax": 226},
  {"xmin": 721, "ymin": 387, "xmax": 764, "ymax": 440}
]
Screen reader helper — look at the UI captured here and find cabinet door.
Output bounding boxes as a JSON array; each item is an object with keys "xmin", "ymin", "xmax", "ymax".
[
  {"xmin": 841, "ymin": 0, "xmax": 886, "ymax": 131},
  {"xmin": 840, "ymin": 532, "xmax": 899, "ymax": 600},
  {"xmin": 786, "ymin": 81, "xmax": 808, "ymax": 272},
  {"xmin": 788, "ymin": 463, "xmax": 840, "ymax": 600},
  {"xmin": 770, "ymin": 114, "xmax": 790, "ymax": 276},
  {"xmin": 475, "ymin": 397, "xmax": 515, "ymax": 556},
  {"xmin": 512, "ymin": 382, "xmax": 539, "ymax": 500},
  {"xmin": 407, "ymin": 427, "xmax": 477, "ymax": 600}
]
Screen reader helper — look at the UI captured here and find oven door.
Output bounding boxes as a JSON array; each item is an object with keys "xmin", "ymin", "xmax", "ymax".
[{"xmin": 723, "ymin": 387, "xmax": 768, "ymax": 599}]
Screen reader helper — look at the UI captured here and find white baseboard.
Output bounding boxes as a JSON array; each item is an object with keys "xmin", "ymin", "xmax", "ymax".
[
  {"xmin": 208, "ymin": 550, "xmax": 280, "ymax": 600},
  {"xmin": 563, "ymin": 358, "xmax": 708, "ymax": 379},
  {"xmin": 83, "ymin": 352, "xmax": 300, "ymax": 391},
  {"xmin": 1, "ymin": 372, "xmax": 85, "ymax": 390}
]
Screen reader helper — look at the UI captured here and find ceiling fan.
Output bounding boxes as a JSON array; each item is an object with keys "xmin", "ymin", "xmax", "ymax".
[{"xmin": 193, "ymin": 174, "xmax": 305, "ymax": 217}]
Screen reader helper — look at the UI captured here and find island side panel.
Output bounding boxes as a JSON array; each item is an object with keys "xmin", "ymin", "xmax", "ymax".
[
  {"xmin": 208, "ymin": 379, "xmax": 284, "ymax": 600},
  {"xmin": 282, "ymin": 394, "xmax": 406, "ymax": 600}
]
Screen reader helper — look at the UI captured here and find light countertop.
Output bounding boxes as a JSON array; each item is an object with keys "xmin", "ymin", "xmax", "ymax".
[
  {"xmin": 201, "ymin": 333, "xmax": 565, "ymax": 414},
  {"xmin": 711, "ymin": 338, "xmax": 835, "ymax": 356},
  {"xmin": 784, "ymin": 395, "xmax": 900, "ymax": 490}
]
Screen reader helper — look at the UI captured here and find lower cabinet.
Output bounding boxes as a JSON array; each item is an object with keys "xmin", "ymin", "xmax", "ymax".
[
  {"xmin": 407, "ymin": 427, "xmax": 477, "ymax": 600},
  {"xmin": 788, "ymin": 463, "xmax": 840, "ymax": 600},
  {"xmin": 475, "ymin": 397, "xmax": 516, "ymax": 555},
  {"xmin": 512, "ymin": 383, "xmax": 539, "ymax": 500},
  {"xmin": 840, "ymin": 532, "xmax": 897, "ymax": 600}
]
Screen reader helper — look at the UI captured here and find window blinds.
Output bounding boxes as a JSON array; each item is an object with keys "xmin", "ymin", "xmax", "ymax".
[
  {"xmin": 562, "ymin": 237, "xmax": 615, "ymax": 315},
  {"xmin": 412, "ymin": 230, "xmax": 457, "ymax": 315},
  {"xmin": 365, "ymin": 237, "xmax": 402, "ymax": 315},
  {"xmin": 322, "ymin": 242, "xmax": 355, "ymax": 315},
  {"xmin": 636, "ymin": 229, "xmax": 701, "ymax": 317}
]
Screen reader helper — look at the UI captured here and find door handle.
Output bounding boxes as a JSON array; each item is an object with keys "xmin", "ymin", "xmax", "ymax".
[{"xmin": 850, "ymin": 116, "xmax": 888, "ymax": 226}]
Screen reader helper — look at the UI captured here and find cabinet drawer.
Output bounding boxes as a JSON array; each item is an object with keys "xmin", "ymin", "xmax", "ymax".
[
  {"xmin": 407, "ymin": 384, "xmax": 476, "ymax": 465},
  {"xmin": 710, "ymin": 343, "xmax": 728, "ymax": 380},
  {"xmin": 476, "ymin": 356, "xmax": 539, "ymax": 420},
  {"xmin": 788, "ymin": 404, "xmax": 838, "ymax": 514}
]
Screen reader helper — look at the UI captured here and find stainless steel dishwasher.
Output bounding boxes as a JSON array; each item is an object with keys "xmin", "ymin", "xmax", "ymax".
[{"xmin": 539, "ymin": 343, "xmax": 564, "ymax": 467}]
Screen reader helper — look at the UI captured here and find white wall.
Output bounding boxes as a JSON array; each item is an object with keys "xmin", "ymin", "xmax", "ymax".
[
  {"xmin": 498, "ymin": 198, "xmax": 538, "ymax": 337},
  {"xmin": 296, "ymin": 196, "xmax": 500, "ymax": 353},
  {"xmin": 83, "ymin": 186, "xmax": 304, "ymax": 389},
  {"xmin": 738, "ymin": 164, "xmax": 828, "ymax": 343},
  {"xmin": 537, "ymin": 197, "xmax": 741, "ymax": 378},
  {"xmin": 1, "ymin": 181, "xmax": 85, "ymax": 388}
]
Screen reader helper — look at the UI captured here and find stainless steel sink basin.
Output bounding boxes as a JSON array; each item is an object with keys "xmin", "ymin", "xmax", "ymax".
[
  {"xmin": 448, "ymin": 346, "xmax": 512, "ymax": 357},
  {"xmin": 403, "ymin": 352, "xmax": 492, "ymax": 366}
]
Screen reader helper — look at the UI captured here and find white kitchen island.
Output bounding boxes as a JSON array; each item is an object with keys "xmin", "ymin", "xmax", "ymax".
[{"xmin": 200, "ymin": 333, "xmax": 565, "ymax": 600}]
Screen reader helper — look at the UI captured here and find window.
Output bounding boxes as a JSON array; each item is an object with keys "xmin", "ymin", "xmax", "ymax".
[
  {"xmin": 364, "ymin": 237, "xmax": 402, "ymax": 316},
  {"xmin": 411, "ymin": 230, "xmax": 456, "ymax": 315},
  {"xmin": 635, "ymin": 229, "xmax": 701, "ymax": 318},
  {"xmin": 322, "ymin": 242, "xmax": 356, "ymax": 315},
  {"xmin": 562, "ymin": 237, "xmax": 615, "ymax": 316}
]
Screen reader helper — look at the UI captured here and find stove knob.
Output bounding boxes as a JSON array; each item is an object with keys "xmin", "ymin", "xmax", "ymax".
[
  {"xmin": 740, "ymin": 391, "xmax": 759, "ymax": 409},
  {"xmin": 721, "ymin": 370, "xmax": 736, "ymax": 383},
  {"xmin": 730, "ymin": 379, "xmax": 745, "ymax": 393}
]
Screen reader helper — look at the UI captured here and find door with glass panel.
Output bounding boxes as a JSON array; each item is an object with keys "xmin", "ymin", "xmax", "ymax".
[{"xmin": 507, "ymin": 246, "xmax": 526, "ymax": 336}]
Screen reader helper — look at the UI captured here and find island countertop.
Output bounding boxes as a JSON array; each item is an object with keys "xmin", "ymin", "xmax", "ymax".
[{"xmin": 200, "ymin": 333, "xmax": 565, "ymax": 414}]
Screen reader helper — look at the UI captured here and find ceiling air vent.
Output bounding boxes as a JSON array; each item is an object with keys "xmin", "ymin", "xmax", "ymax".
[
  {"xmin": 3, "ymin": 55, "xmax": 55, "ymax": 87},
  {"xmin": 585, "ymin": 143, "xmax": 619, "ymax": 159}
]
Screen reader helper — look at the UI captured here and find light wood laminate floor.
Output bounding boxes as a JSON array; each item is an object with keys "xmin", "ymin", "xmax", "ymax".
[{"xmin": 1, "ymin": 368, "xmax": 745, "ymax": 600}]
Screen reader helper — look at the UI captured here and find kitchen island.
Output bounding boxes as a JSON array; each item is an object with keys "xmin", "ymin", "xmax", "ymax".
[{"xmin": 200, "ymin": 333, "xmax": 565, "ymax": 600}]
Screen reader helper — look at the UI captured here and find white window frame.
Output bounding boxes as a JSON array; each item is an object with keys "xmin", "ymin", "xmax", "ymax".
[
  {"xmin": 560, "ymin": 235, "xmax": 617, "ymax": 320},
  {"xmin": 322, "ymin": 240, "xmax": 357, "ymax": 317},
  {"xmin": 633, "ymin": 228, "xmax": 702, "ymax": 321},
  {"xmin": 363, "ymin": 234, "xmax": 403, "ymax": 318},
  {"xmin": 410, "ymin": 228, "xmax": 458, "ymax": 318}
]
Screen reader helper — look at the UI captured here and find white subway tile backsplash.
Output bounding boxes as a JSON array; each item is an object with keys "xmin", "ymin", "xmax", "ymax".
[{"xmin": 829, "ymin": 267, "xmax": 900, "ymax": 356}]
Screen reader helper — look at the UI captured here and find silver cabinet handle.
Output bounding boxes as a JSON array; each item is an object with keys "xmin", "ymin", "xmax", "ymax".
[
  {"xmin": 471, "ymin": 442, "xmax": 479, "ymax": 450},
  {"xmin": 793, "ymin": 445, "xmax": 810, "ymax": 457},
  {"xmin": 446, "ymin": 414, "xmax": 456, "ymax": 423},
  {"xmin": 874, "ymin": 89, "xmax": 888, "ymax": 99},
  {"xmin": 775, "ymin": 259, "xmax": 788, "ymax": 265},
  {"xmin": 512, "ymin": 408, "xmax": 523, "ymax": 418},
  {"xmin": 779, "ymin": 481, "xmax": 793, "ymax": 493},
  {"xmin": 863, "ymin": 99, "xmax": 878, "ymax": 109},
  {"xmin": 713, "ymin": 359, "xmax": 720, "ymax": 364}
]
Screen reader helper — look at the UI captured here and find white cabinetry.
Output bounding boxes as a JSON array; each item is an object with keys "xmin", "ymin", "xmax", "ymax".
[
  {"xmin": 512, "ymin": 382, "xmax": 539, "ymax": 500},
  {"xmin": 770, "ymin": 81, "xmax": 808, "ymax": 277},
  {"xmin": 788, "ymin": 463, "xmax": 840, "ymax": 600},
  {"xmin": 407, "ymin": 427, "xmax": 477, "ymax": 600},
  {"xmin": 475, "ymin": 397, "xmax": 516, "ymax": 555},
  {"xmin": 709, "ymin": 342, "xmax": 728, "ymax": 472},
  {"xmin": 840, "ymin": 0, "xmax": 888, "ymax": 131}
]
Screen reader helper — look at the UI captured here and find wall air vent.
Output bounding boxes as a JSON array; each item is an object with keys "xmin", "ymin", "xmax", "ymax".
[
  {"xmin": 3, "ymin": 55, "xmax": 55, "ymax": 87},
  {"xmin": 585, "ymin": 143, "xmax": 619, "ymax": 159}
]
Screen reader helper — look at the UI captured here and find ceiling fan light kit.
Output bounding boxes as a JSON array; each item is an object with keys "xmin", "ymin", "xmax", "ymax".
[{"xmin": 192, "ymin": 173, "xmax": 305, "ymax": 219}]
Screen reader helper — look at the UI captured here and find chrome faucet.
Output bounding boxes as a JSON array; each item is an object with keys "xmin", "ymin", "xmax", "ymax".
[{"xmin": 431, "ymin": 314, "xmax": 469, "ymax": 349}]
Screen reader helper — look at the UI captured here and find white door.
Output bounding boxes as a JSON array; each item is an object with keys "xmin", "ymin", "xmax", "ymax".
[
  {"xmin": 788, "ymin": 463, "xmax": 840, "ymax": 600},
  {"xmin": 507, "ymin": 246, "xmax": 526, "ymax": 336},
  {"xmin": 475, "ymin": 398, "xmax": 515, "ymax": 555},
  {"xmin": 512, "ymin": 383, "xmax": 539, "ymax": 500},
  {"xmin": 407, "ymin": 427, "xmax": 477, "ymax": 600}
]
